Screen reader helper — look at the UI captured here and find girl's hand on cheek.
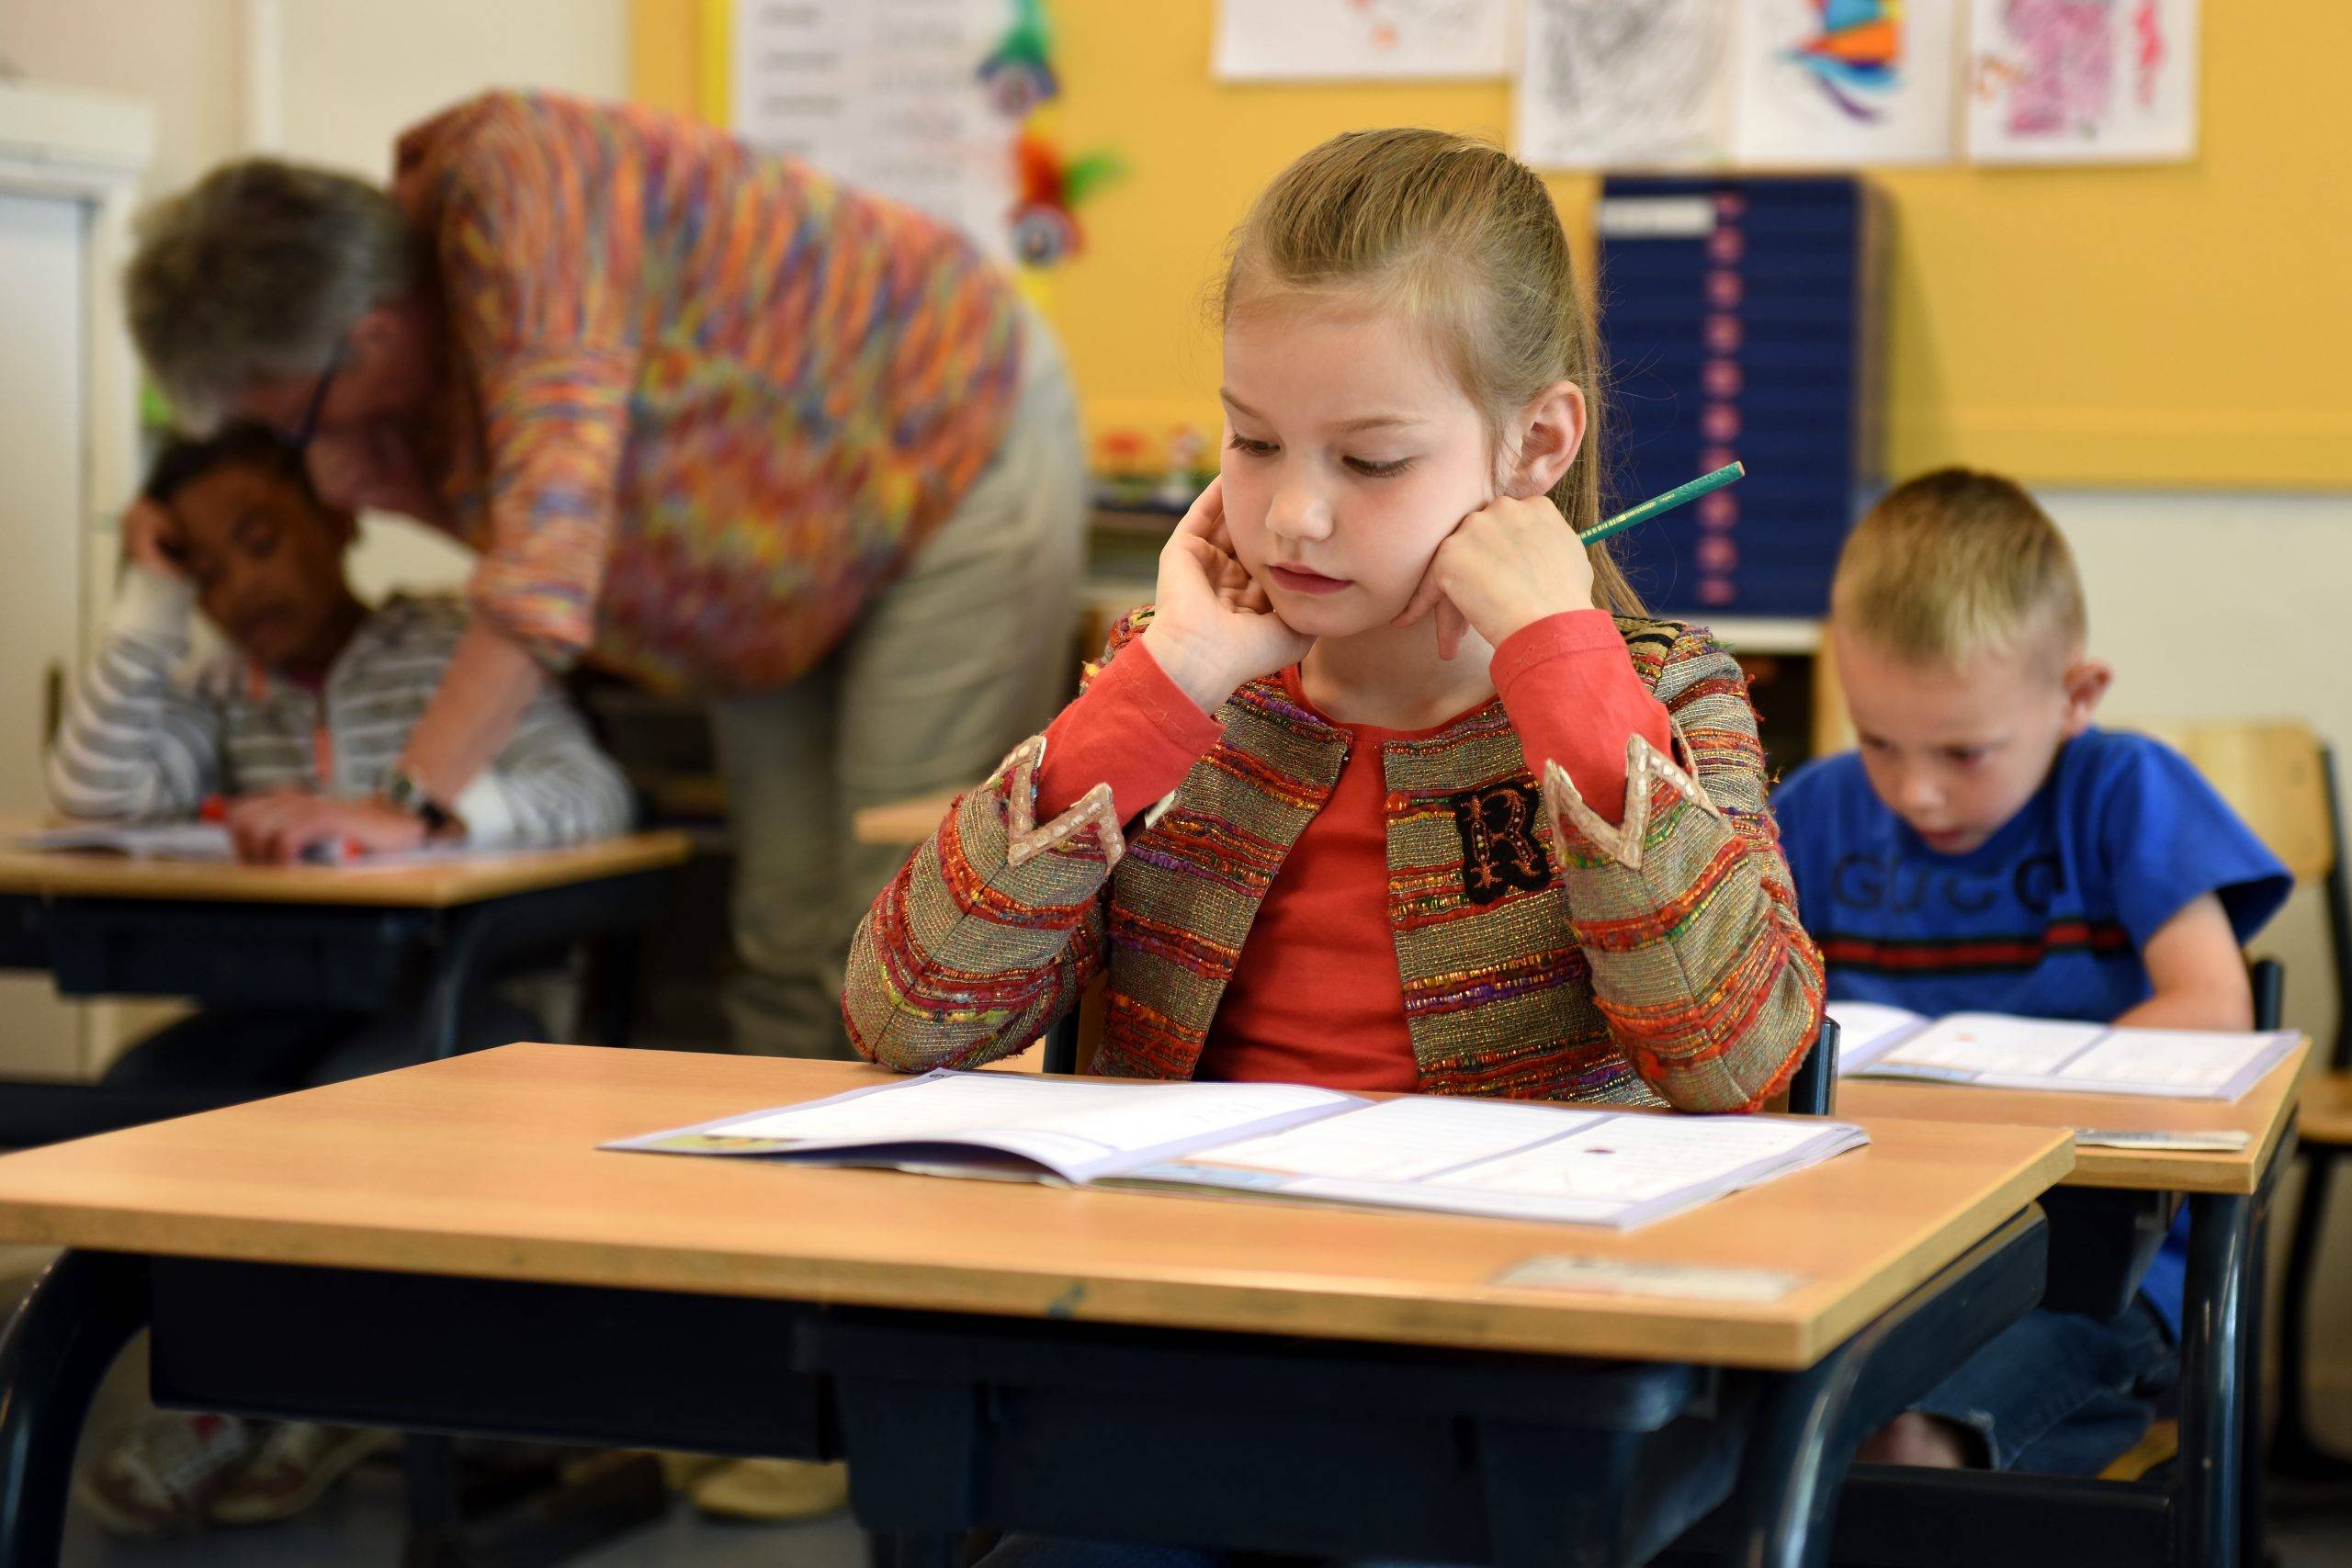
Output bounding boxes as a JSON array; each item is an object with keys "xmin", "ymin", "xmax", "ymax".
[
  {"xmin": 1141, "ymin": 476, "xmax": 1316, "ymax": 713},
  {"xmin": 1394, "ymin": 494, "xmax": 1598, "ymax": 661}
]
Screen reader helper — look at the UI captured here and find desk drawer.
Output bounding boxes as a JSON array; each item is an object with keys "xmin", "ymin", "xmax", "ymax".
[
  {"xmin": 799, "ymin": 1310, "xmax": 1748, "ymax": 1567},
  {"xmin": 150, "ymin": 1259, "xmax": 837, "ymax": 1461}
]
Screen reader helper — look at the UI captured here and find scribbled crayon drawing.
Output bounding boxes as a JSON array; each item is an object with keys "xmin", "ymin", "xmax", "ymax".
[
  {"xmin": 1785, "ymin": 0, "xmax": 1905, "ymax": 123},
  {"xmin": 2001, "ymin": 0, "xmax": 2115, "ymax": 138},
  {"xmin": 1517, "ymin": 0, "xmax": 1733, "ymax": 168},
  {"xmin": 1964, "ymin": 0, "xmax": 2195, "ymax": 162}
]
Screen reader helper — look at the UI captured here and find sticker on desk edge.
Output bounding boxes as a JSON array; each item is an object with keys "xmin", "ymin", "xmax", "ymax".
[
  {"xmin": 2073, "ymin": 1128, "xmax": 2252, "ymax": 1153},
  {"xmin": 1494, "ymin": 1256, "xmax": 1804, "ymax": 1304}
]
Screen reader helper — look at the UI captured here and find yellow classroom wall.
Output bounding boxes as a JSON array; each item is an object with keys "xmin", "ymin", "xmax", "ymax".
[{"xmin": 633, "ymin": 0, "xmax": 2352, "ymax": 491}]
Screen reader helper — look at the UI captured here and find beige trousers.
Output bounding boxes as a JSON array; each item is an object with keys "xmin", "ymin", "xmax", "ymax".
[{"xmin": 707, "ymin": 315, "xmax": 1087, "ymax": 1059}]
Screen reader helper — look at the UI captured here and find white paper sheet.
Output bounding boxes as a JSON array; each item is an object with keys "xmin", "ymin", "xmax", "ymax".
[
  {"xmin": 1441, "ymin": 1113, "xmax": 1848, "ymax": 1203},
  {"xmin": 732, "ymin": 0, "xmax": 1019, "ymax": 260},
  {"xmin": 1963, "ymin": 0, "xmax": 2199, "ymax": 164},
  {"xmin": 1213, "ymin": 0, "xmax": 1513, "ymax": 82},
  {"xmin": 1826, "ymin": 1000, "xmax": 1930, "ymax": 1069},
  {"xmin": 1137, "ymin": 1100, "xmax": 1867, "ymax": 1227},
  {"xmin": 1515, "ymin": 0, "xmax": 1736, "ymax": 169},
  {"xmin": 1880, "ymin": 1013, "xmax": 2107, "ymax": 1076},
  {"xmin": 1847, "ymin": 1010, "xmax": 2298, "ymax": 1101},
  {"xmin": 2055, "ymin": 1031, "xmax": 2284, "ymax": 1093},
  {"xmin": 17, "ymin": 823, "xmax": 484, "ymax": 868},
  {"xmin": 1731, "ymin": 0, "xmax": 1961, "ymax": 165},
  {"xmin": 19, "ymin": 821, "xmax": 235, "ymax": 860},
  {"xmin": 1189, "ymin": 1098, "xmax": 1606, "ymax": 1183}
]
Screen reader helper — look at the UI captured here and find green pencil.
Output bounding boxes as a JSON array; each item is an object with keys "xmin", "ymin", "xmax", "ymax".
[{"xmin": 1578, "ymin": 461, "xmax": 1747, "ymax": 547}]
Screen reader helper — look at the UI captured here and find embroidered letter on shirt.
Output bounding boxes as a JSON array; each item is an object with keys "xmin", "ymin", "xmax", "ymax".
[{"xmin": 1451, "ymin": 782, "xmax": 1554, "ymax": 905}]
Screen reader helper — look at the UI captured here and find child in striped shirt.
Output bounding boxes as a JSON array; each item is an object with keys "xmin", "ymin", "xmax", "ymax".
[
  {"xmin": 51, "ymin": 423, "xmax": 632, "ymax": 1536},
  {"xmin": 50, "ymin": 423, "xmax": 631, "ymax": 860}
]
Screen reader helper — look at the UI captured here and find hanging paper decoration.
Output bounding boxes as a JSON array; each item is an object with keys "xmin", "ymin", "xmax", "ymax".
[
  {"xmin": 978, "ymin": 0, "xmax": 1122, "ymax": 270},
  {"xmin": 978, "ymin": 0, "xmax": 1060, "ymax": 118},
  {"xmin": 1010, "ymin": 134, "xmax": 1124, "ymax": 265}
]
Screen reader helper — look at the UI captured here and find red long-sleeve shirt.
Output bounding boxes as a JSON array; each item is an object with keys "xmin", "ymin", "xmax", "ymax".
[{"xmin": 1036, "ymin": 611, "xmax": 1674, "ymax": 1088}]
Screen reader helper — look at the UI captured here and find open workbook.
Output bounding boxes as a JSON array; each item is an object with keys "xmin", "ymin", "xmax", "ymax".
[
  {"xmin": 20, "ymin": 821, "xmax": 243, "ymax": 861},
  {"xmin": 608, "ymin": 1070, "xmax": 1871, "ymax": 1230},
  {"xmin": 19, "ymin": 822, "xmax": 481, "ymax": 867},
  {"xmin": 1831, "ymin": 1002, "xmax": 2299, "ymax": 1101}
]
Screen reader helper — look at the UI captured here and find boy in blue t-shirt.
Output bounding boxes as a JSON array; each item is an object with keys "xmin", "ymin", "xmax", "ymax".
[{"xmin": 1775, "ymin": 468, "xmax": 2290, "ymax": 1476}]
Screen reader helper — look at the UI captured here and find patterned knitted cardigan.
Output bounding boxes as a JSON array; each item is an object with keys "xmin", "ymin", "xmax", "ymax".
[{"xmin": 845, "ymin": 608, "xmax": 1826, "ymax": 1112}]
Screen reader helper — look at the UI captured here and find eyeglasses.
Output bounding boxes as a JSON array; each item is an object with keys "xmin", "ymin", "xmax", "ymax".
[{"xmin": 288, "ymin": 341, "xmax": 347, "ymax": 450}]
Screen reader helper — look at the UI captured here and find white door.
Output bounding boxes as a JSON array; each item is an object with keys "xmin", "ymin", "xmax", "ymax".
[{"xmin": 0, "ymin": 188, "xmax": 94, "ymax": 1077}]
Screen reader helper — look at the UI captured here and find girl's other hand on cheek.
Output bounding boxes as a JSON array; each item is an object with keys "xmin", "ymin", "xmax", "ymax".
[
  {"xmin": 1141, "ymin": 476, "xmax": 1316, "ymax": 713},
  {"xmin": 1394, "ymin": 493, "xmax": 1597, "ymax": 661}
]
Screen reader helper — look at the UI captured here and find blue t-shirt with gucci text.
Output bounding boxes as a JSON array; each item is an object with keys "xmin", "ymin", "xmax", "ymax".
[{"xmin": 1773, "ymin": 727, "xmax": 2291, "ymax": 1336}]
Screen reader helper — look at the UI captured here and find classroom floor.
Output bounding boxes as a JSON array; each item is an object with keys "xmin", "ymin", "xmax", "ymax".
[
  {"xmin": 60, "ymin": 1456, "xmax": 871, "ymax": 1567},
  {"xmin": 52, "ymin": 1456, "xmax": 2352, "ymax": 1567}
]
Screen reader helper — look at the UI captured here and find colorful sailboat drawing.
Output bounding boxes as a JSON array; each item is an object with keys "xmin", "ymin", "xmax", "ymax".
[{"xmin": 1786, "ymin": 0, "xmax": 1905, "ymax": 121}]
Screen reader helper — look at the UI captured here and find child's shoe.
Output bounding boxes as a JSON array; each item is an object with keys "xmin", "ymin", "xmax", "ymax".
[
  {"xmin": 209, "ymin": 1421, "xmax": 397, "ymax": 1526},
  {"xmin": 74, "ymin": 1411, "xmax": 254, "ymax": 1537},
  {"xmin": 688, "ymin": 1457, "xmax": 851, "ymax": 1521}
]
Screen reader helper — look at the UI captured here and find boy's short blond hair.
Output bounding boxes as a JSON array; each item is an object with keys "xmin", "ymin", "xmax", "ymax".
[{"xmin": 1830, "ymin": 468, "xmax": 2086, "ymax": 668}]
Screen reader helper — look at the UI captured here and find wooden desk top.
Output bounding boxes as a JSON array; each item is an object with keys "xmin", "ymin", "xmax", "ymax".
[
  {"xmin": 852, "ymin": 792, "xmax": 963, "ymax": 847},
  {"xmin": 0, "ymin": 1045, "xmax": 2070, "ymax": 1371},
  {"xmin": 1838, "ymin": 1039, "xmax": 2311, "ymax": 1196},
  {"xmin": 0, "ymin": 820, "xmax": 691, "ymax": 908}
]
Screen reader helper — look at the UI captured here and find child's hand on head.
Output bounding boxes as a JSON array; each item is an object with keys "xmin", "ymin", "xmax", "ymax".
[
  {"xmin": 1394, "ymin": 493, "xmax": 1596, "ymax": 661},
  {"xmin": 1142, "ymin": 476, "xmax": 1316, "ymax": 713},
  {"xmin": 120, "ymin": 499, "xmax": 187, "ymax": 583}
]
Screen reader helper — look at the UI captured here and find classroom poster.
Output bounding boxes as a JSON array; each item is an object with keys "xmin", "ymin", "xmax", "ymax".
[
  {"xmin": 1963, "ymin": 0, "xmax": 2199, "ymax": 163},
  {"xmin": 1213, "ymin": 0, "xmax": 1513, "ymax": 81},
  {"xmin": 732, "ymin": 0, "xmax": 1020, "ymax": 260},
  {"xmin": 1731, "ymin": 0, "xmax": 1962, "ymax": 165},
  {"xmin": 1515, "ymin": 0, "xmax": 1736, "ymax": 169}
]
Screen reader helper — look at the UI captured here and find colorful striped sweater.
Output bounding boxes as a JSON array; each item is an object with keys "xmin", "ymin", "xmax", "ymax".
[
  {"xmin": 392, "ymin": 91, "xmax": 1026, "ymax": 694},
  {"xmin": 845, "ymin": 609, "xmax": 1826, "ymax": 1112}
]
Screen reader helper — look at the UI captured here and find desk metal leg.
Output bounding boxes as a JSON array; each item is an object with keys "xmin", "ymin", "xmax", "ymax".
[
  {"xmin": 595, "ymin": 931, "xmax": 643, "ymax": 1050},
  {"xmin": 403, "ymin": 1432, "xmax": 462, "ymax": 1559},
  {"xmin": 0, "ymin": 1250, "xmax": 150, "ymax": 1568},
  {"xmin": 1718, "ymin": 1210, "xmax": 2047, "ymax": 1568},
  {"xmin": 413, "ymin": 871, "xmax": 676, "ymax": 1062},
  {"xmin": 2273, "ymin": 1146, "xmax": 2352, "ymax": 1479},
  {"xmin": 2244, "ymin": 1181, "xmax": 2274, "ymax": 1568},
  {"xmin": 2178, "ymin": 1190, "xmax": 2252, "ymax": 1568},
  {"xmin": 416, "ymin": 905, "xmax": 491, "ymax": 1062}
]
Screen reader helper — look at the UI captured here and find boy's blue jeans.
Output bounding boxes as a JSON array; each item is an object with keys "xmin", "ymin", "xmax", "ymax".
[{"xmin": 1911, "ymin": 1298, "xmax": 2177, "ymax": 1473}]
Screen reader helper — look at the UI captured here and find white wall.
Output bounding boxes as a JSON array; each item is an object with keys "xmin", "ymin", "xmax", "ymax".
[
  {"xmin": 275, "ymin": 1, "xmax": 628, "ymax": 178},
  {"xmin": 0, "ymin": 0, "xmax": 242, "ymax": 195},
  {"xmin": 0, "ymin": 0, "xmax": 628, "ymax": 599}
]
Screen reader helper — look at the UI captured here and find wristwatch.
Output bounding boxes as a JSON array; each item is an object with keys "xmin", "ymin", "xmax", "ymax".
[{"xmin": 379, "ymin": 766, "xmax": 455, "ymax": 834}]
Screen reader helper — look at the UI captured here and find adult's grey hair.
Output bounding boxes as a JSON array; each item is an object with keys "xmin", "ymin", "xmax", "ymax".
[{"xmin": 124, "ymin": 159, "xmax": 416, "ymax": 430}]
